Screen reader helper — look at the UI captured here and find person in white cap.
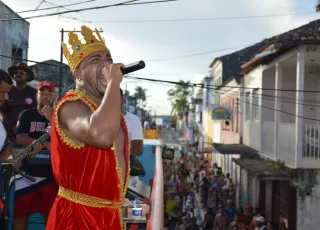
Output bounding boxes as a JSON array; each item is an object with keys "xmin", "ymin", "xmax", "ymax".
[{"xmin": 255, "ymin": 216, "xmax": 267, "ymax": 230}]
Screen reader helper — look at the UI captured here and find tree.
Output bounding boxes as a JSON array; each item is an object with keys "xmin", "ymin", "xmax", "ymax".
[
  {"xmin": 167, "ymin": 80, "xmax": 192, "ymax": 117},
  {"xmin": 134, "ymin": 86, "xmax": 147, "ymax": 108},
  {"xmin": 317, "ymin": 0, "xmax": 320, "ymax": 12}
]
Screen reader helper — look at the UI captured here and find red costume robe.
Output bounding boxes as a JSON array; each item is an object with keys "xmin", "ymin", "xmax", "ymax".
[{"xmin": 46, "ymin": 90, "xmax": 130, "ymax": 230}]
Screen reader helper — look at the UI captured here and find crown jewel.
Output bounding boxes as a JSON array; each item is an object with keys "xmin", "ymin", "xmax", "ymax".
[{"xmin": 62, "ymin": 25, "xmax": 110, "ymax": 73}]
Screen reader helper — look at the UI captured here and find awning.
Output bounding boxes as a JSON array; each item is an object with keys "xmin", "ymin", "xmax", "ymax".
[
  {"xmin": 232, "ymin": 157, "xmax": 291, "ymax": 180},
  {"xmin": 202, "ymin": 148, "xmax": 215, "ymax": 153},
  {"xmin": 212, "ymin": 143, "xmax": 257, "ymax": 157}
]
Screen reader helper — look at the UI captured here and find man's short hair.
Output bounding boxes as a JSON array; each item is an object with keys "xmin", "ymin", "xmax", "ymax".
[
  {"xmin": 120, "ymin": 88, "xmax": 123, "ymax": 96},
  {"xmin": 0, "ymin": 69, "xmax": 13, "ymax": 85}
]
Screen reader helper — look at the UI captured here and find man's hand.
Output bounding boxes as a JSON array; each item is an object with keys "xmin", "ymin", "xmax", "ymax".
[
  {"xmin": 43, "ymin": 141, "xmax": 51, "ymax": 150},
  {"xmin": 42, "ymin": 105, "xmax": 54, "ymax": 122},
  {"xmin": 102, "ymin": 63, "xmax": 123, "ymax": 85},
  {"xmin": 30, "ymin": 141, "xmax": 44, "ymax": 156},
  {"xmin": 46, "ymin": 126, "xmax": 52, "ymax": 136}
]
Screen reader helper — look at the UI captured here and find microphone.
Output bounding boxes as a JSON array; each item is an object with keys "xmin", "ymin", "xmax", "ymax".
[{"xmin": 121, "ymin": 61, "xmax": 145, "ymax": 75}]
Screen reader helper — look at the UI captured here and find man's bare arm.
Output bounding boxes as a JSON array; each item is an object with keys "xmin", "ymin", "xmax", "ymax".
[
  {"xmin": 59, "ymin": 82, "xmax": 121, "ymax": 149},
  {"xmin": 16, "ymin": 134, "xmax": 36, "ymax": 148}
]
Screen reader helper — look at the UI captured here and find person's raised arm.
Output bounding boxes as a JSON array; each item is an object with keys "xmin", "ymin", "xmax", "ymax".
[{"xmin": 59, "ymin": 63, "xmax": 123, "ymax": 149}]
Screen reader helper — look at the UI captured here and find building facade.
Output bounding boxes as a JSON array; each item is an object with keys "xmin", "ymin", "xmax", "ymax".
[{"xmin": 0, "ymin": 2, "xmax": 29, "ymax": 70}]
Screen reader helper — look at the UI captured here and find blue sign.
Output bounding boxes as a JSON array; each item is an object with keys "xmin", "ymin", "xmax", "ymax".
[{"xmin": 212, "ymin": 106, "xmax": 232, "ymax": 120}]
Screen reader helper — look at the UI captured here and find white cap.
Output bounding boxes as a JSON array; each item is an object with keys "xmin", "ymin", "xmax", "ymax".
[{"xmin": 256, "ymin": 216, "xmax": 266, "ymax": 223}]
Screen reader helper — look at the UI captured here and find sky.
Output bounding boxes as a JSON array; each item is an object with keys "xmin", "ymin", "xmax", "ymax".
[{"xmin": 3, "ymin": 0, "xmax": 320, "ymax": 115}]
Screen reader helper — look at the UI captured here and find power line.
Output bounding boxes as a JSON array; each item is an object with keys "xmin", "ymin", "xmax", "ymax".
[
  {"xmin": 1, "ymin": 52, "xmax": 319, "ymax": 94},
  {"xmin": 212, "ymin": 89, "xmax": 320, "ymax": 122},
  {"xmin": 204, "ymin": 85, "xmax": 320, "ymax": 93},
  {"xmin": 0, "ymin": 0, "xmax": 96, "ymax": 17},
  {"xmin": 145, "ymin": 44, "xmax": 252, "ymax": 62},
  {"xmin": 0, "ymin": 0, "xmax": 178, "ymax": 21},
  {"xmin": 44, "ymin": 0, "xmax": 92, "ymax": 23},
  {"xmin": 94, "ymin": 11, "xmax": 317, "ymax": 23}
]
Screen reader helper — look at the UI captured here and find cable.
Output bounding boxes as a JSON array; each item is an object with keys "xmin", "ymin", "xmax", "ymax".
[
  {"xmin": 0, "ymin": 0, "xmax": 97, "ymax": 17},
  {"xmin": 94, "ymin": 11, "xmax": 317, "ymax": 23},
  {"xmin": 0, "ymin": 0, "xmax": 178, "ymax": 21},
  {"xmin": 145, "ymin": 44, "xmax": 252, "ymax": 62},
  {"xmin": 212, "ymin": 89, "xmax": 320, "ymax": 122},
  {"xmin": 134, "ymin": 78, "xmax": 320, "ymax": 121},
  {"xmin": 204, "ymin": 84, "xmax": 320, "ymax": 93},
  {"xmin": 2, "ymin": 53, "xmax": 320, "ymax": 94}
]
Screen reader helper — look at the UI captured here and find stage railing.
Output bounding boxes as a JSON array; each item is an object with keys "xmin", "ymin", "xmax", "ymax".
[{"xmin": 146, "ymin": 146, "xmax": 164, "ymax": 230}]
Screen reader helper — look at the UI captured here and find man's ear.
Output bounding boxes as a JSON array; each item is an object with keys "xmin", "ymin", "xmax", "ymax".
[{"xmin": 74, "ymin": 68, "xmax": 81, "ymax": 79}]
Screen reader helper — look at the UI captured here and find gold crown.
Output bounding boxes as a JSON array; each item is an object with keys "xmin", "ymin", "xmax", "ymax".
[{"xmin": 62, "ymin": 25, "xmax": 110, "ymax": 73}]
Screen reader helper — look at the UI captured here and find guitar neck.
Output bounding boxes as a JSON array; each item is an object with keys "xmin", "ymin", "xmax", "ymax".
[{"xmin": 14, "ymin": 132, "xmax": 50, "ymax": 162}]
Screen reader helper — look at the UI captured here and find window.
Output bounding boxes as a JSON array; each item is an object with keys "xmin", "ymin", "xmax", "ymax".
[
  {"xmin": 252, "ymin": 89, "xmax": 259, "ymax": 121},
  {"xmin": 12, "ymin": 46, "xmax": 23, "ymax": 66},
  {"xmin": 245, "ymin": 92, "xmax": 251, "ymax": 120}
]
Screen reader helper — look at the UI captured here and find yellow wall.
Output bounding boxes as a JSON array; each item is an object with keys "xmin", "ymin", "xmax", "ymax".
[
  {"xmin": 206, "ymin": 109, "xmax": 214, "ymax": 147},
  {"xmin": 206, "ymin": 110, "xmax": 214, "ymax": 163}
]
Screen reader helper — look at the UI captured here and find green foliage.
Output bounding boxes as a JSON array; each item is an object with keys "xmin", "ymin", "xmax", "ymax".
[
  {"xmin": 263, "ymin": 159, "xmax": 288, "ymax": 174},
  {"xmin": 171, "ymin": 116, "xmax": 177, "ymax": 127},
  {"xmin": 134, "ymin": 86, "xmax": 147, "ymax": 108},
  {"xmin": 167, "ymin": 80, "xmax": 192, "ymax": 118}
]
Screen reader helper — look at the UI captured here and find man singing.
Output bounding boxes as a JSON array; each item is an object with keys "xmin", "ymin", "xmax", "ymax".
[{"xmin": 46, "ymin": 26, "xmax": 130, "ymax": 230}]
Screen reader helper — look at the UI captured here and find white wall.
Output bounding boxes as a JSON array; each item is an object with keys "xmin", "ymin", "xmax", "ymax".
[
  {"xmin": 0, "ymin": 3, "xmax": 29, "ymax": 70},
  {"xmin": 297, "ymin": 170, "xmax": 320, "ymax": 230},
  {"xmin": 243, "ymin": 66, "xmax": 263, "ymax": 151}
]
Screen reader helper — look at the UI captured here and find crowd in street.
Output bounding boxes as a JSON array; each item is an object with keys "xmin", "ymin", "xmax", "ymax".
[{"xmin": 162, "ymin": 143, "xmax": 270, "ymax": 230}]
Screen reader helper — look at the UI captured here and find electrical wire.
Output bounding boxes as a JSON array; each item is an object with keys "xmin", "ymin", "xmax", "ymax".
[
  {"xmin": 1, "ymin": 53, "xmax": 320, "ymax": 94},
  {"xmin": 152, "ymin": 80, "xmax": 320, "ymax": 122},
  {"xmin": 145, "ymin": 44, "xmax": 253, "ymax": 62},
  {"xmin": 0, "ymin": 0, "xmax": 97, "ymax": 17},
  {"xmin": 0, "ymin": 0, "xmax": 177, "ymax": 21},
  {"xmin": 94, "ymin": 11, "xmax": 318, "ymax": 23},
  {"xmin": 212, "ymin": 89, "xmax": 320, "ymax": 121}
]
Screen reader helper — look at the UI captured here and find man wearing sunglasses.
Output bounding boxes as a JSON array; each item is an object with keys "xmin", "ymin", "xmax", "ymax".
[{"xmin": 0, "ymin": 62, "xmax": 37, "ymax": 136}]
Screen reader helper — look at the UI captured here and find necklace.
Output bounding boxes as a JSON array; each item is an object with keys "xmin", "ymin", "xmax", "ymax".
[{"xmin": 73, "ymin": 89, "xmax": 102, "ymax": 106}]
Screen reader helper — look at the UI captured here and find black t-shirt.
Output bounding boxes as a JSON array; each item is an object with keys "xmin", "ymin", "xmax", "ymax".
[{"xmin": 16, "ymin": 108, "xmax": 53, "ymax": 178}]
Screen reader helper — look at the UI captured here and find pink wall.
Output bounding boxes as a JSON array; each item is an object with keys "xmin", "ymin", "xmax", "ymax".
[{"xmin": 220, "ymin": 90, "xmax": 241, "ymax": 144}]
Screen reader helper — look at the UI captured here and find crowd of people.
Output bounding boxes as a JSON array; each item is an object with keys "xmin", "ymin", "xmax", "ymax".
[{"xmin": 162, "ymin": 143, "xmax": 270, "ymax": 230}]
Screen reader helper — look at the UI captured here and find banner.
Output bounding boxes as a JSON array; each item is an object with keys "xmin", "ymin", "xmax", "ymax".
[{"xmin": 212, "ymin": 106, "xmax": 232, "ymax": 120}]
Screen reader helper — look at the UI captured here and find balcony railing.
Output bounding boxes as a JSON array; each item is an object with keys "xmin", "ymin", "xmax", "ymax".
[
  {"xmin": 303, "ymin": 124, "xmax": 320, "ymax": 168},
  {"xmin": 146, "ymin": 147, "xmax": 164, "ymax": 230},
  {"xmin": 248, "ymin": 121, "xmax": 320, "ymax": 168}
]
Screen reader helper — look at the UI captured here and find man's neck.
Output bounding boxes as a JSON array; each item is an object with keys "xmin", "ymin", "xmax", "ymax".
[{"xmin": 16, "ymin": 82, "xmax": 27, "ymax": 89}]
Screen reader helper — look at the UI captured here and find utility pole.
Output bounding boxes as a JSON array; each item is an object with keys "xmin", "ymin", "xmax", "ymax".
[{"xmin": 59, "ymin": 28, "xmax": 103, "ymax": 99}]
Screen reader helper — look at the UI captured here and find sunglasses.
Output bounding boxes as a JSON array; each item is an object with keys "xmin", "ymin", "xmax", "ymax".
[{"xmin": 13, "ymin": 70, "xmax": 26, "ymax": 75}]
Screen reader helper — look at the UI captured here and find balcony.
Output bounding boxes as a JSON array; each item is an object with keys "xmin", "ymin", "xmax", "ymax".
[
  {"xmin": 303, "ymin": 124, "xmax": 320, "ymax": 168},
  {"xmin": 243, "ymin": 45, "xmax": 320, "ymax": 169}
]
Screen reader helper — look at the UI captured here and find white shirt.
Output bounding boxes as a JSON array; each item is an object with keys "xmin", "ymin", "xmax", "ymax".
[
  {"xmin": 124, "ymin": 112, "xmax": 143, "ymax": 141},
  {"xmin": 143, "ymin": 120, "xmax": 149, "ymax": 129},
  {"xmin": 0, "ymin": 114, "xmax": 6, "ymax": 152}
]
